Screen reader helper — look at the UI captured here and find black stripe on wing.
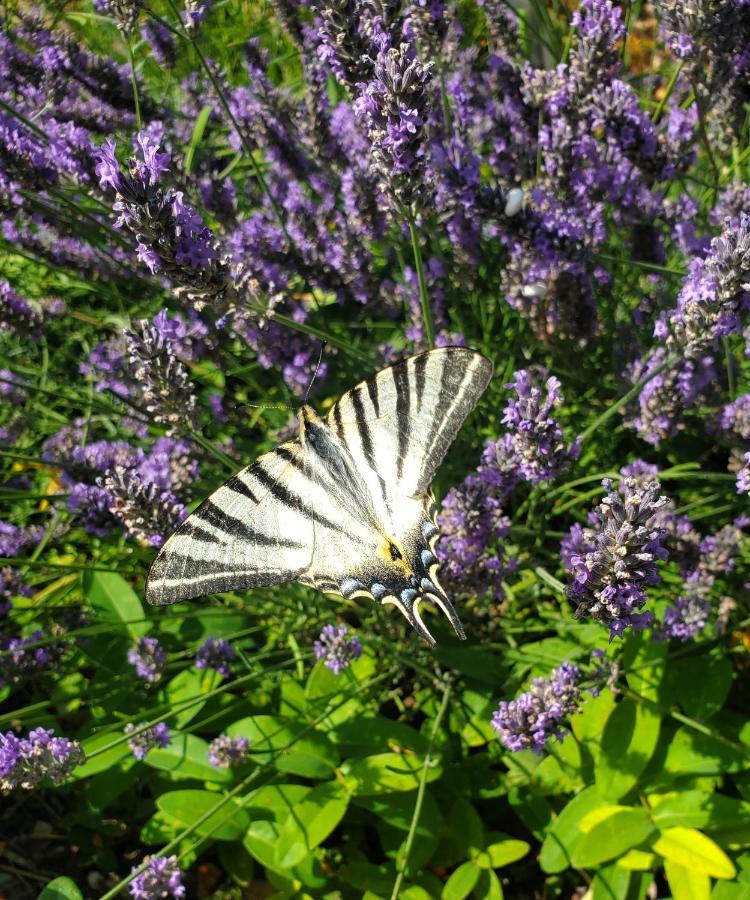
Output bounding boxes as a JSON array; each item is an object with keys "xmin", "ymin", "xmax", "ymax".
[
  {"xmin": 392, "ymin": 362, "xmax": 411, "ymax": 482},
  {"xmin": 252, "ymin": 452, "xmax": 343, "ymax": 534}
]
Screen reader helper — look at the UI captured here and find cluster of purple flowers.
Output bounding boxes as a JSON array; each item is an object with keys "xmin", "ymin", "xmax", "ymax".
[
  {"xmin": 439, "ymin": 369, "xmax": 577, "ymax": 602},
  {"xmin": 0, "ymin": 630, "xmax": 61, "ymax": 687},
  {"xmin": 125, "ymin": 722, "xmax": 171, "ymax": 760},
  {"xmin": 562, "ymin": 476, "xmax": 669, "ymax": 637},
  {"xmin": 314, "ymin": 624, "xmax": 362, "ymax": 674},
  {"xmin": 195, "ymin": 636, "xmax": 235, "ymax": 678},
  {"xmin": 128, "ymin": 636, "xmax": 167, "ymax": 682},
  {"xmin": 207, "ymin": 735, "xmax": 250, "ymax": 768},
  {"xmin": 491, "ymin": 663, "xmax": 581, "ymax": 753},
  {"xmin": 0, "ymin": 728, "xmax": 84, "ymax": 790},
  {"xmin": 130, "ymin": 855, "xmax": 185, "ymax": 900}
]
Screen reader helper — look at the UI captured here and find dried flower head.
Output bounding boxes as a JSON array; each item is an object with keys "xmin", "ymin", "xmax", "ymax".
[
  {"xmin": 207, "ymin": 735, "xmax": 250, "ymax": 768},
  {"xmin": 314, "ymin": 624, "xmax": 362, "ymax": 673},
  {"xmin": 195, "ymin": 636, "xmax": 235, "ymax": 678},
  {"xmin": 0, "ymin": 728, "xmax": 84, "ymax": 791},
  {"xmin": 124, "ymin": 722, "xmax": 170, "ymax": 760},
  {"xmin": 127, "ymin": 636, "xmax": 167, "ymax": 682},
  {"xmin": 130, "ymin": 855, "xmax": 186, "ymax": 900}
]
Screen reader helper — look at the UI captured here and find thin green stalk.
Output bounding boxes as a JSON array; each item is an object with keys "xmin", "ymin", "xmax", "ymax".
[
  {"xmin": 186, "ymin": 427, "xmax": 237, "ymax": 472},
  {"xmin": 651, "ymin": 61, "xmax": 684, "ymax": 123},
  {"xmin": 577, "ymin": 353, "xmax": 677, "ymax": 446},
  {"xmin": 390, "ymin": 681, "xmax": 452, "ymax": 899},
  {"xmin": 127, "ymin": 38, "xmax": 143, "ymax": 130},
  {"xmin": 407, "ymin": 215, "xmax": 435, "ymax": 349}
]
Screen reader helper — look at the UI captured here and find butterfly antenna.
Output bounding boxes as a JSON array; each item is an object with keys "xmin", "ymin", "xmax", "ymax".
[
  {"xmin": 233, "ymin": 401, "xmax": 295, "ymax": 413},
  {"xmin": 303, "ymin": 342, "xmax": 327, "ymax": 405}
]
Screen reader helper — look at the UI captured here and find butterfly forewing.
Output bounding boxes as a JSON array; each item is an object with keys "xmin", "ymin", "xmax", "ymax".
[
  {"xmin": 145, "ymin": 443, "xmax": 315, "ymax": 605},
  {"xmin": 325, "ymin": 347, "xmax": 494, "ymax": 498}
]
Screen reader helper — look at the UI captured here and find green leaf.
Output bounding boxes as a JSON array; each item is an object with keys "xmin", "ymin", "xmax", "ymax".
[
  {"xmin": 243, "ymin": 784, "xmax": 310, "ymax": 872},
  {"xmin": 333, "ymin": 716, "xmax": 429, "ymax": 757},
  {"xmin": 591, "ymin": 863, "xmax": 631, "ymax": 900},
  {"xmin": 474, "ymin": 868, "xmax": 504, "ymax": 899},
  {"xmin": 445, "ymin": 797, "xmax": 485, "ymax": 857},
  {"xmin": 653, "ymin": 827, "xmax": 736, "ymax": 879},
  {"xmin": 183, "ymin": 104, "xmax": 213, "ymax": 174},
  {"xmin": 668, "ymin": 651, "xmax": 733, "ymax": 720},
  {"xmin": 157, "ymin": 789, "xmax": 250, "ymax": 841},
  {"xmin": 624, "ymin": 636, "xmax": 667, "ymax": 703},
  {"xmin": 434, "ymin": 646, "xmax": 508, "ymax": 685},
  {"xmin": 143, "ymin": 732, "xmax": 233, "ymax": 783},
  {"xmin": 663, "ymin": 728, "xmax": 748, "ymax": 777},
  {"xmin": 36, "ymin": 877, "xmax": 84, "ymax": 900},
  {"xmin": 82, "ymin": 570, "xmax": 148, "ymax": 639},
  {"xmin": 161, "ymin": 668, "xmax": 222, "ymax": 729},
  {"xmin": 141, "ymin": 810, "xmax": 180, "ymax": 845},
  {"xmin": 227, "ymin": 715, "xmax": 338, "ymax": 778},
  {"xmin": 441, "ymin": 861, "xmax": 481, "ymax": 900},
  {"xmin": 275, "ymin": 781, "xmax": 350, "ymax": 869},
  {"xmin": 356, "ymin": 790, "xmax": 442, "ymax": 837},
  {"xmin": 74, "ymin": 730, "xmax": 134, "ymax": 778},
  {"xmin": 217, "ymin": 843, "xmax": 255, "ymax": 887},
  {"xmin": 484, "ymin": 839, "xmax": 530, "ymax": 868},
  {"xmin": 651, "ymin": 791, "xmax": 750, "ymax": 832},
  {"xmin": 305, "ymin": 654, "xmax": 376, "ymax": 727},
  {"xmin": 664, "ymin": 859, "xmax": 711, "ymax": 900},
  {"xmin": 596, "ymin": 699, "xmax": 661, "ymax": 800},
  {"xmin": 571, "ymin": 688, "xmax": 617, "ymax": 750},
  {"xmin": 572, "ymin": 807, "xmax": 654, "ymax": 868},
  {"xmin": 341, "ymin": 752, "xmax": 442, "ymax": 795},
  {"xmin": 539, "ymin": 786, "xmax": 603, "ymax": 873}
]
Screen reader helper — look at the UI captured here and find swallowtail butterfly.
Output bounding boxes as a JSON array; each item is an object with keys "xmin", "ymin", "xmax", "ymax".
[{"xmin": 145, "ymin": 347, "xmax": 493, "ymax": 644}]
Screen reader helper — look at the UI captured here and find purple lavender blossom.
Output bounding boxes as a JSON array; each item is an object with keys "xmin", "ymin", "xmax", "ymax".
[
  {"xmin": 195, "ymin": 637, "xmax": 235, "ymax": 678},
  {"xmin": 562, "ymin": 477, "xmax": 669, "ymax": 638},
  {"xmin": 0, "ymin": 728, "xmax": 84, "ymax": 791},
  {"xmin": 128, "ymin": 636, "xmax": 167, "ymax": 682},
  {"xmin": 0, "ymin": 281, "xmax": 43, "ymax": 337},
  {"xmin": 313, "ymin": 625, "xmax": 362, "ymax": 674},
  {"xmin": 141, "ymin": 20, "xmax": 176, "ymax": 67},
  {"xmin": 0, "ymin": 521, "xmax": 42, "ymax": 557},
  {"xmin": 207, "ymin": 735, "xmax": 250, "ymax": 768},
  {"xmin": 0, "ymin": 631, "xmax": 60, "ymax": 687},
  {"xmin": 0, "ymin": 370, "xmax": 28, "ymax": 405},
  {"xmin": 353, "ymin": 34, "xmax": 434, "ymax": 214},
  {"xmin": 127, "ymin": 320, "xmax": 198, "ymax": 432},
  {"xmin": 654, "ymin": 594, "xmax": 712, "ymax": 642},
  {"xmin": 438, "ymin": 475, "xmax": 515, "ymax": 601},
  {"xmin": 93, "ymin": 0, "xmax": 143, "ymax": 32},
  {"xmin": 124, "ymin": 722, "xmax": 171, "ymax": 760},
  {"xmin": 721, "ymin": 394, "xmax": 750, "ymax": 440},
  {"xmin": 481, "ymin": 369, "xmax": 579, "ymax": 486},
  {"xmin": 103, "ymin": 467, "xmax": 186, "ymax": 547},
  {"xmin": 0, "ymin": 567, "xmax": 32, "ymax": 617},
  {"xmin": 491, "ymin": 662, "xmax": 581, "ymax": 753},
  {"xmin": 95, "ymin": 133, "xmax": 228, "ymax": 302},
  {"xmin": 130, "ymin": 856, "xmax": 186, "ymax": 900},
  {"xmin": 737, "ymin": 452, "xmax": 750, "ymax": 496}
]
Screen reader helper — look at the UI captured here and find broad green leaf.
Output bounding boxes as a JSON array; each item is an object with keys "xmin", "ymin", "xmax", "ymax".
[
  {"xmin": 572, "ymin": 807, "xmax": 654, "ymax": 868},
  {"xmin": 668, "ymin": 651, "xmax": 733, "ymax": 720},
  {"xmin": 539, "ymin": 786, "xmax": 603, "ymax": 873},
  {"xmin": 591, "ymin": 863, "xmax": 631, "ymax": 900},
  {"xmin": 445, "ymin": 797, "xmax": 485, "ymax": 856},
  {"xmin": 617, "ymin": 849, "xmax": 658, "ymax": 870},
  {"xmin": 484, "ymin": 839, "xmax": 531, "ymax": 868},
  {"xmin": 183, "ymin": 104, "xmax": 213, "ymax": 174},
  {"xmin": 217, "ymin": 843, "xmax": 255, "ymax": 887},
  {"xmin": 712, "ymin": 884, "xmax": 750, "ymax": 899},
  {"xmin": 36, "ymin": 877, "xmax": 84, "ymax": 900},
  {"xmin": 141, "ymin": 810, "xmax": 180, "ymax": 844},
  {"xmin": 653, "ymin": 827, "xmax": 736, "ymax": 879},
  {"xmin": 664, "ymin": 859, "xmax": 711, "ymax": 900},
  {"xmin": 341, "ymin": 752, "xmax": 442, "ymax": 795},
  {"xmin": 596, "ymin": 699, "xmax": 661, "ymax": 800},
  {"xmin": 143, "ymin": 732, "xmax": 232, "ymax": 783},
  {"xmin": 651, "ymin": 791, "xmax": 750, "ymax": 832},
  {"xmin": 305, "ymin": 654, "xmax": 376, "ymax": 727},
  {"xmin": 243, "ymin": 784, "xmax": 310, "ymax": 871},
  {"xmin": 571, "ymin": 688, "xmax": 617, "ymax": 748},
  {"xmin": 74, "ymin": 730, "xmax": 134, "ymax": 778},
  {"xmin": 161, "ymin": 668, "xmax": 221, "ymax": 729},
  {"xmin": 474, "ymin": 868, "xmax": 504, "ymax": 899},
  {"xmin": 275, "ymin": 781, "xmax": 350, "ymax": 868},
  {"xmin": 533, "ymin": 734, "xmax": 586, "ymax": 793},
  {"xmin": 333, "ymin": 717, "xmax": 429, "ymax": 757},
  {"xmin": 82, "ymin": 570, "xmax": 148, "ymax": 639},
  {"xmin": 434, "ymin": 646, "xmax": 508, "ymax": 685},
  {"xmin": 663, "ymin": 728, "xmax": 748, "ymax": 777},
  {"xmin": 227, "ymin": 714, "xmax": 338, "ymax": 777},
  {"xmin": 356, "ymin": 790, "xmax": 442, "ymax": 837},
  {"xmin": 442, "ymin": 861, "xmax": 481, "ymax": 899},
  {"xmin": 624, "ymin": 636, "xmax": 667, "ymax": 703},
  {"xmin": 157, "ymin": 789, "xmax": 250, "ymax": 841}
]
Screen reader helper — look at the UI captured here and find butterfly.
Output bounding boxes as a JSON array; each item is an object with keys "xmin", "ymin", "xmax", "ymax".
[{"xmin": 145, "ymin": 346, "xmax": 493, "ymax": 645}]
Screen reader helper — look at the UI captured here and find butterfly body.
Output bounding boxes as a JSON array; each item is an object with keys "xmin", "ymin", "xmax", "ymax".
[{"xmin": 146, "ymin": 347, "xmax": 493, "ymax": 645}]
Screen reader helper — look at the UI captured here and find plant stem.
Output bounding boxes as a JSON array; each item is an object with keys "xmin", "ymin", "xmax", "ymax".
[
  {"xmin": 407, "ymin": 214, "xmax": 435, "ymax": 349},
  {"xmin": 127, "ymin": 38, "xmax": 142, "ymax": 130},
  {"xmin": 390, "ymin": 681, "xmax": 451, "ymax": 899}
]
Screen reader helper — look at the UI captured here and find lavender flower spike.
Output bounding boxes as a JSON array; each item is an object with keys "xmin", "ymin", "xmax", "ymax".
[
  {"xmin": 491, "ymin": 663, "xmax": 581, "ymax": 753},
  {"xmin": 104, "ymin": 467, "xmax": 186, "ymax": 547},
  {"xmin": 1, "ymin": 728, "xmax": 84, "ymax": 791},
  {"xmin": 127, "ymin": 636, "xmax": 167, "ymax": 682},
  {"xmin": 130, "ymin": 855, "xmax": 186, "ymax": 900},
  {"xmin": 563, "ymin": 477, "xmax": 669, "ymax": 638},
  {"xmin": 314, "ymin": 624, "xmax": 362, "ymax": 674},
  {"xmin": 124, "ymin": 722, "xmax": 170, "ymax": 760},
  {"xmin": 207, "ymin": 735, "xmax": 250, "ymax": 768},
  {"xmin": 195, "ymin": 637, "xmax": 235, "ymax": 678}
]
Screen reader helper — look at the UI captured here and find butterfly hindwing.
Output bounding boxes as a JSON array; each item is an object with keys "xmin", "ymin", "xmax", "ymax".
[
  {"xmin": 325, "ymin": 347, "xmax": 493, "ymax": 498},
  {"xmin": 145, "ymin": 442, "xmax": 315, "ymax": 605}
]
